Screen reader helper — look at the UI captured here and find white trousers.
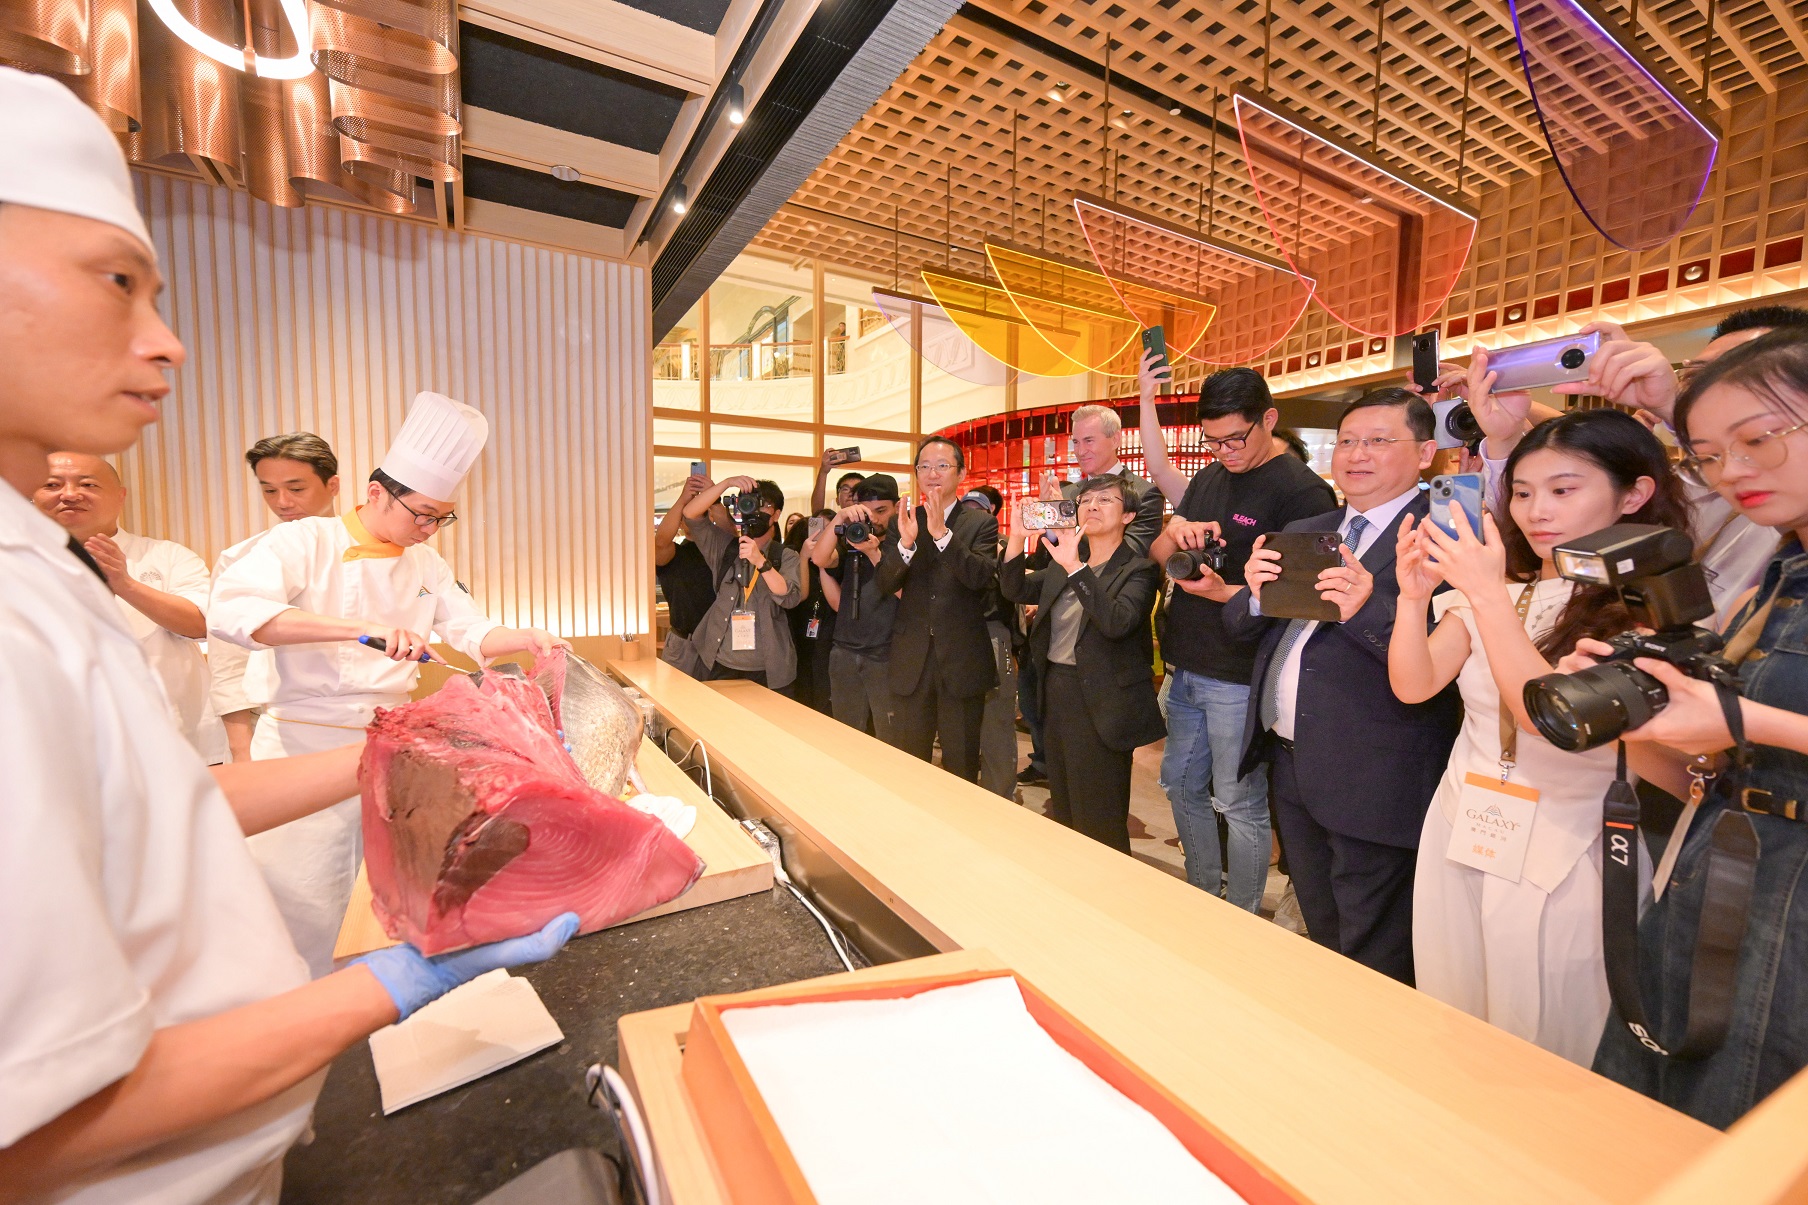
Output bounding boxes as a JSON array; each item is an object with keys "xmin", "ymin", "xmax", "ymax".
[
  {"xmin": 1413, "ymin": 803, "xmax": 1613, "ymax": 1066},
  {"xmin": 246, "ymin": 714, "xmax": 366, "ymax": 978}
]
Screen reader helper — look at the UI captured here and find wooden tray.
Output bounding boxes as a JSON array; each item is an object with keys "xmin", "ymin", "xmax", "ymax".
[
  {"xmin": 333, "ymin": 735, "xmax": 772, "ymax": 960},
  {"xmin": 679, "ymin": 959, "xmax": 1306, "ymax": 1205}
]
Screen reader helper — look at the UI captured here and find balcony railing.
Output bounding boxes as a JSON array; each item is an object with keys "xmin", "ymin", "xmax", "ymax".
[{"xmin": 654, "ymin": 337, "xmax": 850, "ymax": 382}]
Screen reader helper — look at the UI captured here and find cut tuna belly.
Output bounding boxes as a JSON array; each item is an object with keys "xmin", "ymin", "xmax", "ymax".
[{"xmin": 361, "ymin": 669, "xmax": 705, "ymax": 955}]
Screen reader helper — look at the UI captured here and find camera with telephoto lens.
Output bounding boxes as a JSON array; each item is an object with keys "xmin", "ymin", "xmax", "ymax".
[
  {"xmin": 835, "ymin": 517, "xmax": 874, "ymax": 544},
  {"xmin": 1522, "ymin": 525, "xmax": 1741, "ymax": 752},
  {"xmin": 1166, "ymin": 535, "xmax": 1229, "ymax": 582}
]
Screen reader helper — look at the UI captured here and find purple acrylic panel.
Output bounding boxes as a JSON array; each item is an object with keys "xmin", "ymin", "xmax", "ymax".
[{"xmin": 1511, "ymin": 0, "xmax": 1719, "ymax": 251}]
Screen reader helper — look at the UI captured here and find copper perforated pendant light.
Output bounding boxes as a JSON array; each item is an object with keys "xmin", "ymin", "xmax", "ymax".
[{"xmin": 0, "ymin": 0, "xmax": 462, "ymax": 216}]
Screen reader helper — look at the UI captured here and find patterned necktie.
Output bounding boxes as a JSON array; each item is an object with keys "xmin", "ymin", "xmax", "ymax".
[{"xmin": 1260, "ymin": 513, "xmax": 1369, "ymax": 731}]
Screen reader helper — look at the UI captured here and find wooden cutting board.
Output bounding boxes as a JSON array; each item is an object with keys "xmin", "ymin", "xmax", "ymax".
[{"xmin": 332, "ymin": 735, "xmax": 773, "ymax": 961}]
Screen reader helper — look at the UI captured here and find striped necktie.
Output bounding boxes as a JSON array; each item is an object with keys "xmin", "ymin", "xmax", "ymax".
[{"xmin": 1259, "ymin": 513, "xmax": 1368, "ymax": 731}]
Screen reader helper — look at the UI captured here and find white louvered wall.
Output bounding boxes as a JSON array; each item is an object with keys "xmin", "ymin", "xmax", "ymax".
[{"xmin": 122, "ymin": 175, "xmax": 651, "ymax": 643}]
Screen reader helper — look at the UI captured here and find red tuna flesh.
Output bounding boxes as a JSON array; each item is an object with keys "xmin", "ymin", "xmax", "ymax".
[{"xmin": 361, "ymin": 670, "xmax": 705, "ymax": 955}]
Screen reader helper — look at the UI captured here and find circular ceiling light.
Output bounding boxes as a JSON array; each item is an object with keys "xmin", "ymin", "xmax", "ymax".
[
  {"xmin": 550, "ymin": 165, "xmax": 580, "ymax": 182},
  {"xmin": 1683, "ymin": 263, "xmax": 1705, "ymax": 281},
  {"xmin": 1506, "ymin": 304, "xmax": 1525, "ymax": 322},
  {"xmin": 1369, "ymin": 338, "xmax": 1386, "ymax": 353},
  {"xmin": 1307, "ymin": 352, "xmax": 1321, "ymax": 367},
  {"xmin": 1169, "ymin": 106, "xmax": 1181, "ymax": 115},
  {"xmin": 145, "ymin": 0, "xmax": 312, "ymax": 78},
  {"xmin": 1049, "ymin": 83, "xmax": 1070, "ymax": 103}
]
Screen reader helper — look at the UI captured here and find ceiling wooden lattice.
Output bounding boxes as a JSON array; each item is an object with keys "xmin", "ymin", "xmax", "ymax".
[{"xmin": 753, "ymin": 0, "xmax": 1808, "ymax": 288}]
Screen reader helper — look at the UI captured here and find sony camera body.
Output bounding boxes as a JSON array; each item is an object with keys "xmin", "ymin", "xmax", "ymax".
[
  {"xmin": 835, "ymin": 517, "xmax": 874, "ymax": 544},
  {"xmin": 1523, "ymin": 524, "xmax": 1739, "ymax": 752},
  {"xmin": 1166, "ymin": 536, "xmax": 1229, "ymax": 582},
  {"xmin": 728, "ymin": 490, "xmax": 772, "ymax": 538}
]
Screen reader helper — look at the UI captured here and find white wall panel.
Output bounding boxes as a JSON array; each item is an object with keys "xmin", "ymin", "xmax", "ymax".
[{"xmin": 122, "ymin": 175, "xmax": 651, "ymax": 640}]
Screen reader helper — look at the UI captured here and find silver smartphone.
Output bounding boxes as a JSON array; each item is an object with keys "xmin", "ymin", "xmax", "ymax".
[{"xmin": 1484, "ymin": 331, "xmax": 1602, "ymax": 393}]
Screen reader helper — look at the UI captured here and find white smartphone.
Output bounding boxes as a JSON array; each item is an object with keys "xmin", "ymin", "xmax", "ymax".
[{"xmin": 1484, "ymin": 331, "xmax": 1603, "ymax": 393}]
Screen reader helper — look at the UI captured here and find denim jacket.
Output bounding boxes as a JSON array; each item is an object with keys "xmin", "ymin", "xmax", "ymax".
[{"xmin": 1595, "ymin": 538, "xmax": 1808, "ymax": 1128}]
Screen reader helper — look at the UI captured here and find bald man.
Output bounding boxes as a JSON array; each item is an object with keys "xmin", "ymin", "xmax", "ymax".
[{"xmin": 34, "ymin": 452, "xmax": 227, "ymax": 761}]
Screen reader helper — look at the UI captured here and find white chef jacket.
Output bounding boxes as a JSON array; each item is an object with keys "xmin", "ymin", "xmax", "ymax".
[
  {"xmin": 207, "ymin": 531, "xmax": 276, "ymax": 720},
  {"xmin": 207, "ymin": 510, "xmax": 499, "ymax": 723},
  {"xmin": 0, "ymin": 484, "xmax": 315, "ymax": 1204},
  {"xmin": 112, "ymin": 528, "xmax": 228, "ymax": 764}
]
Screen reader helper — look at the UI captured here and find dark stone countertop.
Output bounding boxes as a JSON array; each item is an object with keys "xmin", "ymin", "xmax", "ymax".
[{"xmin": 281, "ymin": 887, "xmax": 849, "ymax": 1204}]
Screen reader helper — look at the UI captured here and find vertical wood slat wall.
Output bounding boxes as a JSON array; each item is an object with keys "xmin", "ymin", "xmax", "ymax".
[{"xmin": 121, "ymin": 175, "xmax": 651, "ymax": 641}]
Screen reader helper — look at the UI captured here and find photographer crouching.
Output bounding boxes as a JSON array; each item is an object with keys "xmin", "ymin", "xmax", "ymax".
[
  {"xmin": 1532, "ymin": 331, "xmax": 1808, "ymax": 1129},
  {"xmin": 680, "ymin": 475, "xmax": 804, "ymax": 693}
]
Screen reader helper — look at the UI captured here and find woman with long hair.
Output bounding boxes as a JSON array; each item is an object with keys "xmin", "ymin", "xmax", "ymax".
[
  {"xmin": 1388, "ymin": 405, "xmax": 1690, "ymax": 1063},
  {"xmin": 1587, "ymin": 330, "xmax": 1808, "ymax": 1126}
]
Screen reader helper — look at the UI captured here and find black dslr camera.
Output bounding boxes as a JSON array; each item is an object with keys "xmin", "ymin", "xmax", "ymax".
[
  {"xmin": 1523, "ymin": 525, "xmax": 1741, "ymax": 752},
  {"xmin": 835, "ymin": 517, "xmax": 874, "ymax": 544},
  {"xmin": 728, "ymin": 490, "xmax": 771, "ymax": 538},
  {"xmin": 1165, "ymin": 535, "xmax": 1229, "ymax": 582}
]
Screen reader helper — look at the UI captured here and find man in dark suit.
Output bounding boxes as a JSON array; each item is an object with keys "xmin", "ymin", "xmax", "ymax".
[
  {"xmin": 1223, "ymin": 388, "xmax": 1461, "ymax": 984},
  {"xmin": 874, "ymin": 437, "xmax": 1000, "ymax": 782}
]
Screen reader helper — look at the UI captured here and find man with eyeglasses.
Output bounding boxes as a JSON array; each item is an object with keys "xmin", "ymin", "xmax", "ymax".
[
  {"xmin": 1226, "ymin": 389, "xmax": 1461, "ymax": 982},
  {"xmin": 1140, "ymin": 355, "xmax": 1337, "ymax": 912},
  {"xmin": 1541, "ymin": 305, "xmax": 1808, "ymax": 625},
  {"xmin": 210, "ymin": 391, "xmax": 562, "ymax": 976}
]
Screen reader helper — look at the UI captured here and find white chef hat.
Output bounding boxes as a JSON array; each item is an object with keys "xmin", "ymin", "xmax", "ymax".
[
  {"xmin": 0, "ymin": 67, "xmax": 153, "ymax": 256},
  {"xmin": 380, "ymin": 391, "xmax": 489, "ymax": 500}
]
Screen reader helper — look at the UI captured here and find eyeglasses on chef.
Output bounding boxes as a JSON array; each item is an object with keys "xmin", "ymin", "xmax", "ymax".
[
  {"xmin": 1679, "ymin": 419, "xmax": 1808, "ymax": 486},
  {"xmin": 381, "ymin": 477, "xmax": 458, "ymax": 528}
]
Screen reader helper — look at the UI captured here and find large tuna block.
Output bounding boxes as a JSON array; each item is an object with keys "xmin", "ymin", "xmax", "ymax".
[{"xmin": 361, "ymin": 670, "xmax": 704, "ymax": 955}]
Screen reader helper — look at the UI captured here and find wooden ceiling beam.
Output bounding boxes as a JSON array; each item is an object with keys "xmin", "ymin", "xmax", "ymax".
[
  {"xmin": 460, "ymin": 0, "xmax": 717, "ymax": 93},
  {"xmin": 463, "ymin": 107, "xmax": 660, "ymax": 197}
]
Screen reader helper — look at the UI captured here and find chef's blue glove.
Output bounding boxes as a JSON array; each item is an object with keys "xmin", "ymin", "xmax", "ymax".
[{"xmin": 355, "ymin": 912, "xmax": 581, "ymax": 1021}]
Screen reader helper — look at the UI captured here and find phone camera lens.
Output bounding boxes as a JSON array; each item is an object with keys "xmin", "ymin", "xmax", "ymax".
[{"xmin": 1560, "ymin": 347, "xmax": 1586, "ymax": 370}]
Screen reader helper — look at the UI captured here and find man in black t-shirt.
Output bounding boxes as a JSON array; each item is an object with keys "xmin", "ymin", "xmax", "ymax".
[
  {"xmin": 654, "ymin": 472, "xmax": 728, "ymax": 678},
  {"xmin": 1140, "ymin": 353, "xmax": 1337, "ymax": 912}
]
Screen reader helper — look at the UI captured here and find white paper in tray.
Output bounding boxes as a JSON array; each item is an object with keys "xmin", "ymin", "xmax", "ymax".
[
  {"xmin": 719, "ymin": 976, "xmax": 1245, "ymax": 1204},
  {"xmin": 368, "ymin": 969, "xmax": 564, "ymax": 1114}
]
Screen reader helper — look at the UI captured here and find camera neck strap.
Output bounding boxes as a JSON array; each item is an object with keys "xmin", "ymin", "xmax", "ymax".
[{"xmin": 1601, "ymin": 682, "xmax": 1758, "ymax": 1060}]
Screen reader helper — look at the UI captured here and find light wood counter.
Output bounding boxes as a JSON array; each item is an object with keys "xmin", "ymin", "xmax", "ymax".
[{"xmin": 612, "ymin": 658, "xmax": 1716, "ymax": 1205}]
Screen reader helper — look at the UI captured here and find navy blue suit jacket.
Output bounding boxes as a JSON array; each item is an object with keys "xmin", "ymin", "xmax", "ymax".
[{"xmin": 1222, "ymin": 492, "xmax": 1461, "ymax": 848}]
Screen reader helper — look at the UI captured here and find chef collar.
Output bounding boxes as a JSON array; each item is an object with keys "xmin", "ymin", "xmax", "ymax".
[{"xmin": 341, "ymin": 508, "xmax": 404, "ymax": 561}]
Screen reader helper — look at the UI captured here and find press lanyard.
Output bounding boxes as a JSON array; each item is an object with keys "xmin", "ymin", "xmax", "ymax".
[{"xmin": 1496, "ymin": 582, "xmax": 1537, "ymax": 780}]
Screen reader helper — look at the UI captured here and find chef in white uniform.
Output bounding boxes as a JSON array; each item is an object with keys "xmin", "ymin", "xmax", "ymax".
[
  {"xmin": 210, "ymin": 393, "xmax": 561, "ymax": 976},
  {"xmin": 33, "ymin": 450, "xmax": 229, "ymax": 763},
  {"xmin": 0, "ymin": 66, "xmax": 575, "ymax": 1204},
  {"xmin": 212, "ymin": 433, "xmax": 341, "ymax": 763}
]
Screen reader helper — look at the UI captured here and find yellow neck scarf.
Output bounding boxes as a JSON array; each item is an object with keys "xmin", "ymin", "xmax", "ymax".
[{"xmin": 341, "ymin": 507, "xmax": 404, "ymax": 561}]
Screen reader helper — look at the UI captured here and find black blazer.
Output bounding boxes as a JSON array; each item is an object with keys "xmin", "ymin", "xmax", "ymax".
[
  {"xmin": 874, "ymin": 504, "xmax": 1001, "ymax": 699},
  {"xmin": 1001, "ymin": 542, "xmax": 1167, "ymax": 752},
  {"xmin": 1221, "ymin": 492, "xmax": 1461, "ymax": 848}
]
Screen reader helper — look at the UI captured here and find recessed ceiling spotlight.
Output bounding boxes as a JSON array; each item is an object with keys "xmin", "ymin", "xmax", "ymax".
[
  {"xmin": 1369, "ymin": 337, "xmax": 1386, "ymax": 353},
  {"xmin": 1506, "ymin": 304, "xmax": 1525, "ymax": 321},
  {"xmin": 1354, "ymin": 192, "xmax": 1374, "ymax": 204},
  {"xmin": 1169, "ymin": 106, "xmax": 1181, "ymax": 115},
  {"xmin": 1049, "ymin": 82, "xmax": 1069, "ymax": 102},
  {"xmin": 672, "ymin": 183, "xmax": 689, "ymax": 215},
  {"xmin": 727, "ymin": 82, "xmax": 746, "ymax": 126},
  {"xmin": 1307, "ymin": 351, "xmax": 1321, "ymax": 367},
  {"xmin": 1683, "ymin": 263, "xmax": 1705, "ymax": 281},
  {"xmin": 550, "ymin": 164, "xmax": 580, "ymax": 182}
]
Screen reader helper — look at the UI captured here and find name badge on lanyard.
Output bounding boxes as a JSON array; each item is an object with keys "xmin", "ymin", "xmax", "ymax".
[
  {"xmin": 730, "ymin": 566, "xmax": 759, "ymax": 652},
  {"xmin": 1447, "ymin": 773, "xmax": 1540, "ymax": 882}
]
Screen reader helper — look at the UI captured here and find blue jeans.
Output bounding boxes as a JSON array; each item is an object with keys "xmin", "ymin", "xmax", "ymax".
[{"xmin": 1160, "ymin": 667, "xmax": 1270, "ymax": 911}]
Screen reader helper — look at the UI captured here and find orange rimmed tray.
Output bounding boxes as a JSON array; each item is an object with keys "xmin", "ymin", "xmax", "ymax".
[{"xmin": 679, "ymin": 962, "xmax": 1307, "ymax": 1205}]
